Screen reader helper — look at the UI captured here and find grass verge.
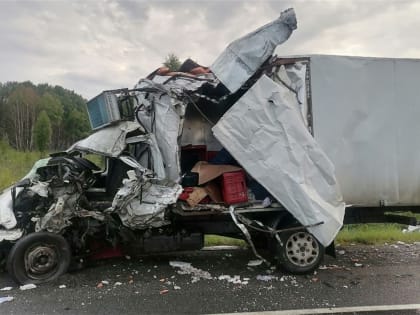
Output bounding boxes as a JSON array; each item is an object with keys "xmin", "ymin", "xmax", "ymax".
[
  {"xmin": 205, "ymin": 223, "xmax": 420, "ymax": 247},
  {"xmin": 336, "ymin": 223, "xmax": 420, "ymax": 245},
  {"xmin": 205, "ymin": 235, "xmax": 247, "ymax": 247},
  {"xmin": 0, "ymin": 140, "xmax": 45, "ymax": 191}
]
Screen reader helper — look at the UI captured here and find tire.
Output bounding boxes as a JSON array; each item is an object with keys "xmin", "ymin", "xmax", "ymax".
[
  {"xmin": 276, "ymin": 230, "xmax": 324, "ymax": 274},
  {"xmin": 7, "ymin": 232, "xmax": 71, "ymax": 284}
]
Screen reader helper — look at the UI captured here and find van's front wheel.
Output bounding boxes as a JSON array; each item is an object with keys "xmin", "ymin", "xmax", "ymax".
[
  {"xmin": 276, "ymin": 230, "xmax": 324, "ymax": 274},
  {"xmin": 7, "ymin": 232, "xmax": 71, "ymax": 284}
]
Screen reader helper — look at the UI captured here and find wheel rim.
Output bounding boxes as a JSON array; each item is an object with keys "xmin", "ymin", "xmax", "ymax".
[
  {"xmin": 24, "ymin": 244, "xmax": 59, "ymax": 280},
  {"xmin": 285, "ymin": 232, "xmax": 319, "ymax": 267}
]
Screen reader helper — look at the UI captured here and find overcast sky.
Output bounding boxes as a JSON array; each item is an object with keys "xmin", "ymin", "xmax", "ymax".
[{"xmin": 0, "ymin": 0, "xmax": 418, "ymax": 99}]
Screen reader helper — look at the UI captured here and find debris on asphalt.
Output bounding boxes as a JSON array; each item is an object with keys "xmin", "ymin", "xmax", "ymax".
[
  {"xmin": 337, "ymin": 250, "xmax": 346, "ymax": 255},
  {"xmin": 0, "ymin": 287, "xmax": 13, "ymax": 291},
  {"xmin": 256, "ymin": 275, "xmax": 278, "ymax": 281},
  {"xmin": 173, "ymin": 285, "xmax": 181, "ymax": 290},
  {"xmin": 0, "ymin": 296, "xmax": 13, "ymax": 304},
  {"xmin": 354, "ymin": 263, "xmax": 363, "ymax": 267},
  {"xmin": 247, "ymin": 259, "xmax": 263, "ymax": 267},
  {"xmin": 19, "ymin": 284, "xmax": 36, "ymax": 291},
  {"xmin": 319, "ymin": 264, "xmax": 347, "ymax": 270},
  {"xmin": 114, "ymin": 282, "xmax": 122, "ymax": 286},
  {"xmin": 169, "ymin": 261, "xmax": 212, "ymax": 283},
  {"xmin": 58, "ymin": 285, "xmax": 66, "ymax": 289},
  {"xmin": 218, "ymin": 275, "xmax": 248, "ymax": 285}
]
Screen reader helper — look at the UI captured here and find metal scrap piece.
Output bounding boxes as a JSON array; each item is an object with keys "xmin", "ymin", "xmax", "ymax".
[{"xmin": 229, "ymin": 206, "xmax": 269, "ymax": 265}]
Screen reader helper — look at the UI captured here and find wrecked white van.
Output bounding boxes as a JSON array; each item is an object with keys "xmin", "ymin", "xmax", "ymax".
[{"xmin": 0, "ymin": 8, "xmax": 347, "ymax": 284}]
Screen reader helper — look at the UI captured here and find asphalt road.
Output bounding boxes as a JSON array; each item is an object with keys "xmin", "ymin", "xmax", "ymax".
[{"xmin": 0, "ymin": 243, "xmax": 419, "ymax": 314}]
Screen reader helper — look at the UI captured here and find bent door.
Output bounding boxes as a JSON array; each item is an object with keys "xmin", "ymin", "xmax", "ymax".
[{"xmin": 212, "ymin": 75, "xmax": 345, "ymax": 246}]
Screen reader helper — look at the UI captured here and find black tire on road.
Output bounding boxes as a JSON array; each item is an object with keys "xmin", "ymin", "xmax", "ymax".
[
  {"xmin": 7, "ymin": 232, "xmax": 71, "ymax": 284},
  {"xmin": 276, "ymin": 230, "xmax": 324, "ymax": 274}
]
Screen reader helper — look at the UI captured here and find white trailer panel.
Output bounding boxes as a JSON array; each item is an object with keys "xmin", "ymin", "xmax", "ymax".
[{"xmin": 309, "ymin": 55, "xmax": 420, "ymax": 206}]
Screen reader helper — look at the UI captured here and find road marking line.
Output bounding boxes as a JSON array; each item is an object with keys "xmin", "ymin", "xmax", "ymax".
[{"xmin": 209, "ymin": 303, "xmax": 420, "ymax": 315}]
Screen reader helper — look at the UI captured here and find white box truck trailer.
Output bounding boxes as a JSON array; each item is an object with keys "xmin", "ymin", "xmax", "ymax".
[{"xmin": 270, "ymin": 55, "xmax": 420, "ymax": 224}]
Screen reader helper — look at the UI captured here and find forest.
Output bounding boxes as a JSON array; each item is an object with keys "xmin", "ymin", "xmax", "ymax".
[{"xmin": 0, "ymin": 81, "xmax": 90, "ymax": 152}]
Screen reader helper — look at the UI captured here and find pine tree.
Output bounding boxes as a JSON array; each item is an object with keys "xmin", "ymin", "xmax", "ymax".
[{"xmin": 163, "ymin": 53, "xmax": 181, "ymax": 71}]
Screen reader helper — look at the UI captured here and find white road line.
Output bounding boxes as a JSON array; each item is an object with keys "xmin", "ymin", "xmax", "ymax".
[{"xmin": 208, "ymin": 304, "xmax": 420, "ymax": 315}]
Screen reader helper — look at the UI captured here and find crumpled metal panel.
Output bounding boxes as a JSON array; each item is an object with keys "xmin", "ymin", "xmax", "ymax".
[
  {"xmin": 272, "ymin": 62, "xmax": 309, "ymax": 127},
  {"xmin": 0, "ymin": 228, "xmax": 23, "ymax": 241},
  {"xmin": 210, "ymin": 8, "xmax": 297, "ymax": 93},
  {"xmin": 134, "ymin": 78, "xmax": 217, "ymax": 181},
  {"xmin": 68, "ymin": 121, "xmax": 142, "ymax": 157},
  {"xmin": 0, "ymin": 187, "xmax": 18, "ymax": 230},
  {"xmin": 112, "ymin": 169, "xmax": 182, "ymax": 229},
  {"xmin": 126, "ymin": 133, "xmax": 166, "ymax": 179},
  {"xmin": 212, "ymin": 75, "xmax": 345, "ymax": 246}
]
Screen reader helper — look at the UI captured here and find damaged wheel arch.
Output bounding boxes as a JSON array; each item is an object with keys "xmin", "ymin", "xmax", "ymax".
[{"xmin": 6, "ymin": 232, "xmax": 71, "ymax": 284}]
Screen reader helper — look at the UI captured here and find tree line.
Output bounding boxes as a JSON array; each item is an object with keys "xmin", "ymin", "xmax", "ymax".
[{"xmin": 0, "ymin": 81, "xmax": 90, "ymax": 152}]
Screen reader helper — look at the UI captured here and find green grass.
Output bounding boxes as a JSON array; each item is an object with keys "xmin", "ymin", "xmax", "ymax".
[
  {"xmin": 336, "ymin": 223, "xmax": 420, "ymax": 245},
  {"xmin": 205, "ymin": 235, "xmax": 247, "ymax": 247},
  {"xmin": 0, "ymin": 140, "xmax": 45, "ymax": 191},
  {"xmin": 205, "ymin": 222, "xmax": 420, "ymax": 247}
]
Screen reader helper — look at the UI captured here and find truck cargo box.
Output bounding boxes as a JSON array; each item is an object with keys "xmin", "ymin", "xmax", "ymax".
[{"xmin": 307, "ymin": 55, "xmax": 420, "ymax": 207}]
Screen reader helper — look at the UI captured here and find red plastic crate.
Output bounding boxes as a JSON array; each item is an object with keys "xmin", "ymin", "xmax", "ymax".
[{"xmin": 221, "ymin": 170, "xmax": 248, "ymax": 204}]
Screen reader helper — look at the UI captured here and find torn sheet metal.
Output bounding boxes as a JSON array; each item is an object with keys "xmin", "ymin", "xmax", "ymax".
[
  {"xmin": 126, "ymin": 133, "xmax": 166, "ymax": 179},
  {"xmin": 229, "ymin": 206, "xmax": 268, "ymax": 264},
  {"xmin": 112, "ymin": 169, "xmax": 182, "ymax": 229},
  {"xmin": 135, "ymin": 86, "xmax": 183, "ymax": 181},
  {"xmin": 213, "ymin": 75, "xmax": 345, "ymax": 246},
  {"xmin": 0, "ymin": 187, "xmax": 18, "ymax": 230},
  {"xmin": 271, "ymin": 62, "xmax": 309, "ymax": 127},
  {"xmin": 68, "ymin": 121, "xmax": 143, "ymax": 157},
  {"xmin": 29, "ymin": 181, "xmax": 49, "ymax": 198},
  {"xmin": 211, "ymin": 8, "xmax": 297, "ymax": 93},
  {"xmin": 134, "ymin": 77, "xmax": 218, "ymax": 181},
  {"xmin": 0, "ymin": 228, "xmax": 23, "ymax": 241},
  {"xmin": 35, "ymin": 195, "xmax": 74, "ymax": 233}
]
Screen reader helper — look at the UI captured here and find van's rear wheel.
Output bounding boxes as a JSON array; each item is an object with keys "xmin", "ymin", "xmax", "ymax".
[
  {"xmin": 276, "ymin": 230, "xmax": 324, "ymax": 274},
  {"xmin": 7, "ymin": 232, "xmax": 71, "ymax": 284}
]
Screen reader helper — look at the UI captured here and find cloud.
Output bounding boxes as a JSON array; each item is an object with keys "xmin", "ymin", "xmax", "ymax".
[{"xmin": 0, "ymin": 0, "xmax": 418, "ymax": 98}]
